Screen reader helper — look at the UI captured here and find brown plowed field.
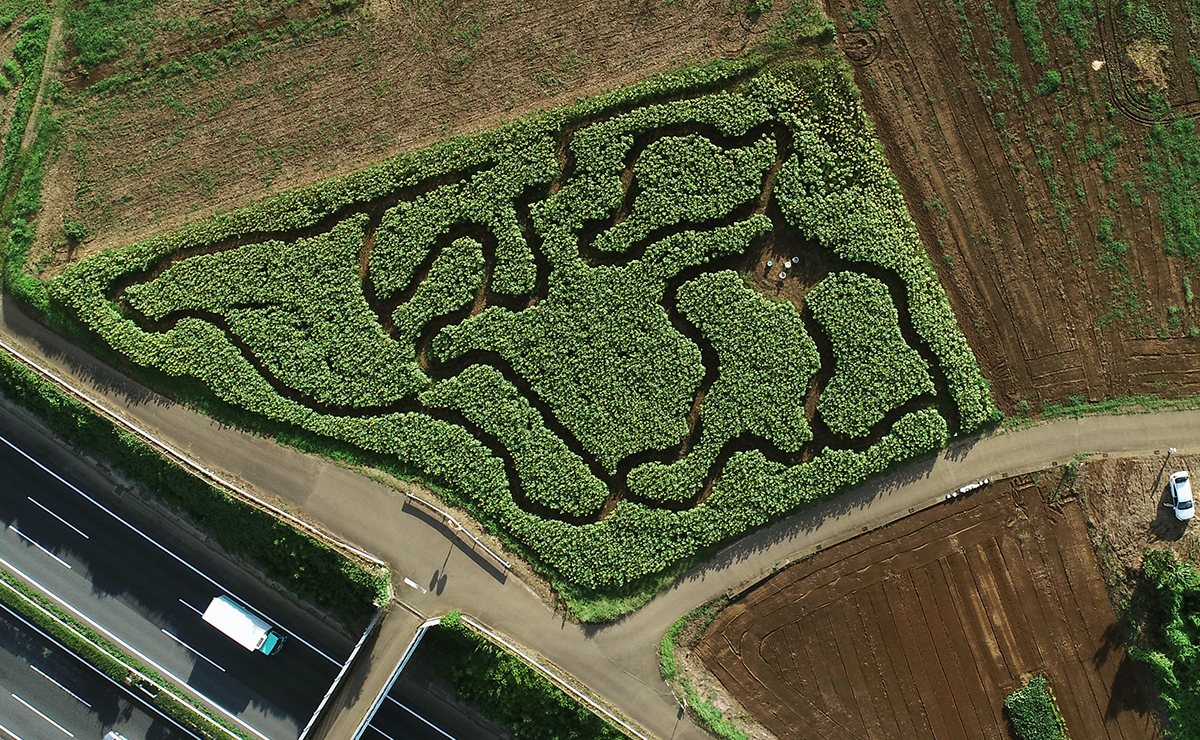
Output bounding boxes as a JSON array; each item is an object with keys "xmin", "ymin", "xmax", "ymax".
[
  {"xmin": 698, "ymin": 478, "xmax": 1161, "ymax": 740},
  {"xmin": 823, "ymin": 0, "xmax": 1200, "ymax": 415}
]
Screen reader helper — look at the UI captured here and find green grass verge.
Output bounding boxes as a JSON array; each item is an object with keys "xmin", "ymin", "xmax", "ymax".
[
  {"xmin": 0, "ymin": 13, "xmax": 51, "ymax": 203},
  {"xmin": 0, "ymin": 565, "xmax": 248, "ymax": 739},
  {"xmin": 0, "ymin": 348, "xmax": 389, "ymax": 625},
  {"xmin": 1038, "ymin": 392, "xmax": 1200, "ymax": 419},
  {"xmin": 659, "ymin": 600, "xmax": 750, "ymax": 740},
  {"xmin": 426, "ymin": 612, "xmax": 627, "ymax": 740}
]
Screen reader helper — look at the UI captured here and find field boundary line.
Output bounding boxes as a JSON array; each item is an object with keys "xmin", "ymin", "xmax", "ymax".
[
  {"xmin": 458, "ymin": 613, "xmax": 653, "ymax": 740},
  {"xmin": 0, "ymin": 335, "xmax": 389, "ymax": 571}
]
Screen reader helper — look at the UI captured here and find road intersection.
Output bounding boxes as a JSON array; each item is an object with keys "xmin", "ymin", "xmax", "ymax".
[{"xmin": 0, "ymin": 294, "xmax": 1193, "ymax": 739}]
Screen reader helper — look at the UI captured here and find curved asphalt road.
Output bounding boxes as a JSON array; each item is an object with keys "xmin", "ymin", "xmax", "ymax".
[{"xmin": 1, "ymin": 295, "xmax": 1193, "ymax": 740}]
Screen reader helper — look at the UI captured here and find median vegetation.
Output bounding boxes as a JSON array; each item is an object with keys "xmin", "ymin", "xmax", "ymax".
[
  {"xmin": 0, "ymin": 566, "xmax": 249, "ymax": 740},
  {"xmin": 0, "ymin": 349, "xmax": 389, "ymax": 626},
  {"xmin": 427, "ymin": 612, "xmax": 627, "ymax": 740}
]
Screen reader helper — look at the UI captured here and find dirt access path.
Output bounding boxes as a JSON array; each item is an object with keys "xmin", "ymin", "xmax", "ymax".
[{"xmin": 699, "ymin": 478, "xmax": 1160, "ymax": 740}]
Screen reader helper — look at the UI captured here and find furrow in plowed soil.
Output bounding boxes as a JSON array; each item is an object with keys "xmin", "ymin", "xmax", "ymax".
[{"xmin": 698, "ymin": 479, "xmax": 1162, "ymax": 740}]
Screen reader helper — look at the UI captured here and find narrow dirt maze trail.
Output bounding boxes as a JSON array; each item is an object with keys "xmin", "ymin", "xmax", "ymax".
[{"xmin": 0, "ymin": 292, "xmax": 1195, "ymax": 739}]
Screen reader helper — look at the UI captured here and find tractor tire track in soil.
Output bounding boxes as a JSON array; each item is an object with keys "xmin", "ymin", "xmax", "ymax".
[
  {"xmin": 106, "ymin": 117, "xmax": 950, "ymax": 523},
  {"xmin": 825, "ymin": 0, "xmax": 1200, "ymax": 419},
  {"xmin": 697, "ymin": 477, "xmax": 1161, "ymax": 740}
]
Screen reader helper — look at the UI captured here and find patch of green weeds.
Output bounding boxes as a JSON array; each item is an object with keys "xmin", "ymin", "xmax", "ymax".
[
  {"xmin": 1121, "ymin": 179, "xmax": 1144, "ymax": 207},
  {"xmin": 1097, "ymin": 214, "xmax": 1131, "ymax": 273},
  {"xmin": 1013, "ymin": 0, "xmax": 1049, "ymax": 65},
  {"xmin": 1037, "ymin": 69, "xmax": 1062, "ymax": 95},
  {"xmin": 1121, "ymin": 0, "xmax": 1172, "ymax": 44},
  {"xmin": 1054, "ymin": 0, "xmax": 1094, "ymax": 51},
  {"xmin": 1144, "ymin": 117, "xmax": 1200, "ymax": 264},
  {"xmin": 850, "ymin": 0, "xmax": 885, "ymax": 30}
]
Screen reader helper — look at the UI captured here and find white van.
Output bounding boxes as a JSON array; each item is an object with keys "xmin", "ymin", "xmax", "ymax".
[{"xmin": 201, "ymin": 596, "xmax": 286, "ymax": 655}]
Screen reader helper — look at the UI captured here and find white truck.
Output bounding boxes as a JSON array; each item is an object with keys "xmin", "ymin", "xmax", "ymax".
[{"xmin": 201, "ymin": 595, "xmax": 286, "ymax": 655}]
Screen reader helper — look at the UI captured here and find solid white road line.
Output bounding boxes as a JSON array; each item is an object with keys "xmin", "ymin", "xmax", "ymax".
[
  {"xmin": 0, "ymin": 722, "xmax": 24, "ymax": 740},
  {"xmin": 178, "ymin": 598, "xmax": 204, "ymax": 616},
  {"xmin": 161, "ymin": 629, "xmax": 226, "ymax": 673},
  {"xmin": 26, "ymin": 498, "xmax": 89, "ymax": 539},
  {"xmin": 30, "ymin": 666, "xmax": 91, "ymax": 708},
  {"xmin": 0, "ymin": 432, "xmax": 341, "ymax": 667},
  {"xmin": 11, "ymin": 693, "xmax": 74, "ymax": 737},
  {"xmin": 7, "ymin": 526, "xmax": 71, "ymax": 569},
  {"xmin": 367, "ymin": 724, "xmax": 398, "ymax": 740},
  {"xmin": 0, "ymin": 601, "xmax": 225, "ymax": 740},
  {"xmin": 0, "ymin": 554, "xmax": 272, "ymax": 740},
  {"xmin": 386, "ymin": 695, "xmax": 457, "ymax": 740}
]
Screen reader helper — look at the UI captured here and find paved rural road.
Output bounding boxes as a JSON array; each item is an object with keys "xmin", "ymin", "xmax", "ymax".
[
  {"xmin": 1, "ymin": 294, "xmax": 1196, "ymax": 740},
  {"xmin": 0, "ymin": 599, "xmax": 197, "ymax": 740}
]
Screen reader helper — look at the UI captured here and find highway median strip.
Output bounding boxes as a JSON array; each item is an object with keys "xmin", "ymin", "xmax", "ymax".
[
  {"xmin": 0, "ymin": 563, "xmax": 250, "ymax": 740},
  {"xmin": 0, "ymin": 337, "xmax": 391, "ymax": 628}
]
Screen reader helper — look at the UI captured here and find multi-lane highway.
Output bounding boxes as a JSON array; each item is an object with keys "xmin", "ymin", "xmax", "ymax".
[
  {"xmin": 0, "ymin": 598, "xmax": 196, "ymax": 740},
  {"xmin": 0, "ymin": 404, "xmax": 468, "ymax": 740},
  {"xmin": 0, "ymin": 426, "xmax": 348, "ymax": 740},
  {"xmin": 361, "ymin": 633, "xmax": 508, "ymax": 740}
]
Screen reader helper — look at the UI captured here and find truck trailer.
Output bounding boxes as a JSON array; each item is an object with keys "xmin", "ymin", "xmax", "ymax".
[{"xmin": 201, "ymin": 595, "xmax": 286, "ymax": 655}]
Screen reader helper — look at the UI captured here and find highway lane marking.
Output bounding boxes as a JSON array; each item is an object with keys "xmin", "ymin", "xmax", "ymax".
[
  {"xmin": 26, "ymin": 498, "xmax": 88, "ymax": 539},
  {"xmin": 161, "ymin": 629, "xmax": 226, "ymax": 672},
  {"xmin": 0, "ymin": 602, "xmax": 232, "ymax": 740},
  {"xmin": 30, "ymin": 665, "xmax": 92, "ymax": 708},
  {"xmin": 0, "ymin": 722, "xmax": 24, "ymax": 740},
  {"xmin": 7, "ymin": 526, "xmax": 71, "ymax": 569},
  {"xmin": 11, "ymin": 693, "xmax": 75, "ymax": 736},
  {"xmin": 179, "ymin": 598, "xmax": 204, "ymax": 616},
  {"xmin": 366, "ymin": 724, "xmax": 398, "ymax": 740},
  {"xmin": 0, "ymin": 433, "xmax": 342, "ymax": 668},
  {"xmin": 0, "ymin": 554, "xmax": 272, "ymax": 740},
  {"xmin": 385, "ymin": 695, "xmax": 457, "ymax": 739}
]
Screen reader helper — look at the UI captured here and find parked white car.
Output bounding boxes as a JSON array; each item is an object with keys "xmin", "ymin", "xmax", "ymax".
[{"xmin": 1170, "ymin": 470, "xmax": 1194, "ymax": 521}]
